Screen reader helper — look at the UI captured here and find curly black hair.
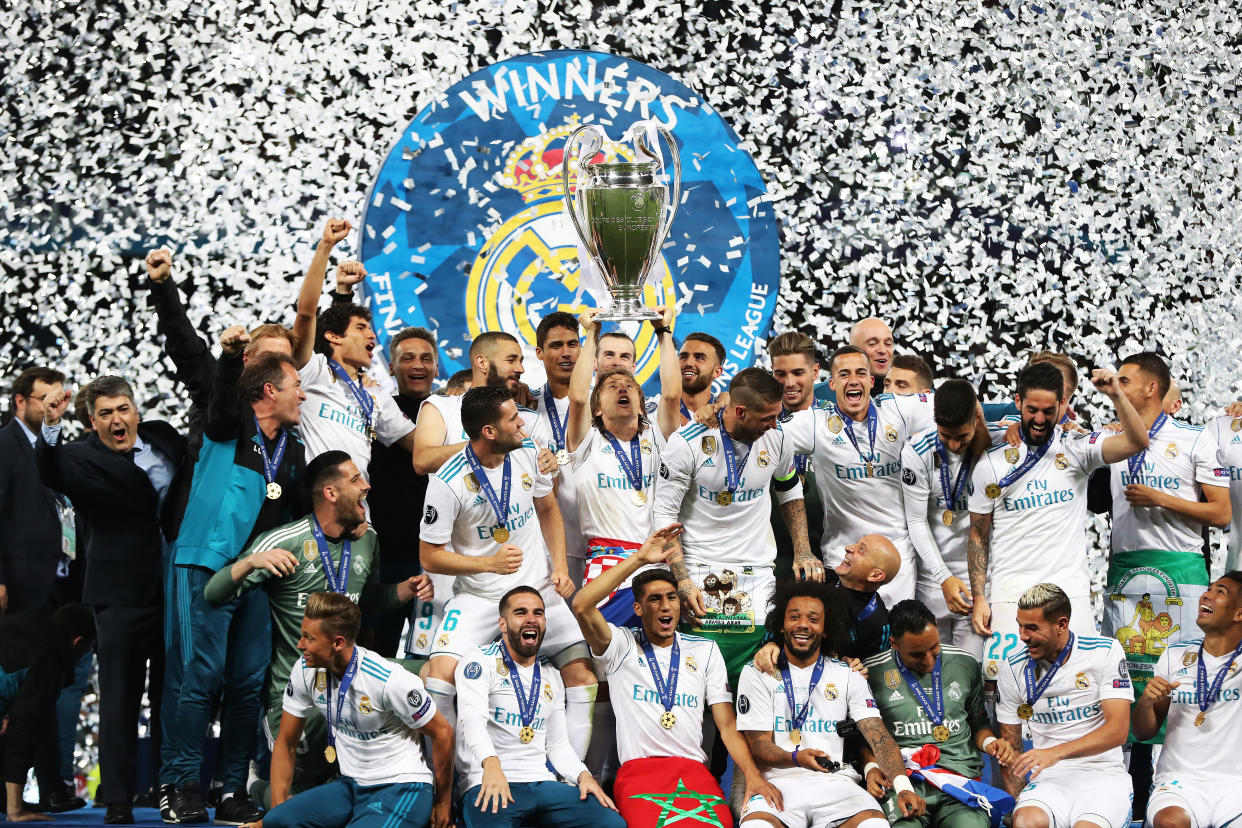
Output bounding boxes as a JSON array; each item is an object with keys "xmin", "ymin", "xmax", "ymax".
[{"xmin": 763, "ymin": 578, "xmax": 852, "ymax": 659}]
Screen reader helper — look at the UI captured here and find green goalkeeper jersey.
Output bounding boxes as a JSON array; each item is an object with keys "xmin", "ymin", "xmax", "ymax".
[
  {"xmin": 205, "ymin": 515, "xmax": 403, "ymax": 707},
  {"xmin": 862, "ymin": 645, "xmax": 990, "ymax": 778}
]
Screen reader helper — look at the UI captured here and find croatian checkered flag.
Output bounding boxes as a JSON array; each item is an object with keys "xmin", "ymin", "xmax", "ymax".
[{"xmin": 902, "ymin": 745, "xmax": 1014, "ymax": 828}]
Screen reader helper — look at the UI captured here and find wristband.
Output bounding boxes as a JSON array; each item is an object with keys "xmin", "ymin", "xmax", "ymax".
[
  {"xmin": 863, "ymin": 762, "xmax": 881, "ymax": 778},
  {"xmin": 892, "ymin": 775, "xmax": 915, "ymax": 795},
  {"xmin": 652, "ymin": 325, "xmax": 672, "ymax": 336},
  {"xmin": 982, "ymin": 736, "xmax": 997, "ymax": 752},
  {"xmin": 791, "ymin": 747, "xmax": 799, "ymax": 767}
]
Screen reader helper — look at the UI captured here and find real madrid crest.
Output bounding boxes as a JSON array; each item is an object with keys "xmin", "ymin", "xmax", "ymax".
[
  {"xmin": 884, "ymin": 669, "xmax": 901, "ymax": 690},
  {"xmin": 884, "ymin": 425, "xmax": 898, "ymax": 442},
  {"xmin": 543, "ymin": 682, "xmax": 554, "ymax": 701},
  {"xmin": 1054, "ymin": 453, "xmax": 1068, "ymax": 470},
  {"xmin": 824, "ymin": 683, "xmax": 838, "ymax": 700},
  {"xmin": 1004, "ymin": 447, "xmax": 1020, "ymax": 465},
  {"xmin": 701, "ymin": 435, "xmax": 718, "ymax": 456},
  {"xmin": 757, "ymin": 450, "xmax": 771, "ymax": 468},
  {"xmin": 437, "ymin": 634, "xmax": 449, "ymax": 647},
  {"xmin": 1075, "ymin": 671, "xmax": 1089, "ymax": 689},
  {"xmin": 521, "ymin": 473, "xmax": 533, "ymax": 491},
  {"xmin": 686, "ymin": 655, "xmax": 699, "ymax": 673},
  {"xmin": 827, "ymin": 414, "xmax": 843, "ymax": 434},
  {"xmin": 1164, "ymin": 443, "xmax": 1179, "ymax": 459},
  {"xmin": 464, "ymin": 473, "xmax": 481, "ymax": 493},
  {"xmin": 641, "ymin": 439, "xmax": 653, "ymax": 454},
  {"xmin": 359, "ymin": 694, "xmax": 373, "ymax": 714}
]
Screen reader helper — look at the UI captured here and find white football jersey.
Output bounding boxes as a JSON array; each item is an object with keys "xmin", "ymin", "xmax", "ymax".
[
  {"xmin": 297, "ymin": 353, "xmax": 414, "ymax": 476},
  {"xmin": 1152, "ymin": 637, "xmax": 1242, "ymax": 784},
  {"xmin": 530, "ymin": 386, "xmax": 582, "ymax": 559},
  {"xmin": 1206, "ymin": 416, "xmax": 1242, "ymax": 570},
  {"xmin": 735, "ymin": 657, "xmax": 880, "ymax": 782},
  {"xmin": 418, "ymin": 393, "xmax": 553, "ymax": 450},
  {"xmin": 283, "ymin": 646, "xmax": 436, "ymax": 786},
  {"xmin": 572, "ymin": 425, "xmax": 665, "ymax": 545},
  {"xmin": 600, "ymin": 624, "xmax": 731, "ymax": 765},
  {"xmin": 651, "ymin": 421, "xmax": 801, "ymax": 569},
  {"xmin": 967, "ymin": 430, "xmax": 1107, "ymax": 603},
  {"xmin": 995, "ymin": 634, "xmax": 1131, "ymax": 772},
  {"xmin": 419, "ymin": 441, "xmax": 553, "ymax": 600},
  {"xmin": 1108, "ymin": 418, "xmax": 1225, "ymax": 556},
  {"xmin": 902, "ymin": 425, "xmax": 1008, "ymax": 585},
  {"xmin": 784, "ymin": 394, "xmax": 935, "ymax": 563},
  {"xmin": 453, "ymin": 642, "xmax": 587, "ymax": 789}
]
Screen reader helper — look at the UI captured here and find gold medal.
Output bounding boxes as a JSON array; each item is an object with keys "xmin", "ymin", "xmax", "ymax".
[
  {"xmin": 631, "ymin": 490, "xmax": 647, "ymax": 506},
  {"xmin": 1016, "ymin": 703, "xmax": 1034, "ymax": 720},
  {"xmin": 1194, "ymin": 711, "xmax": 1206, "ymax": 727},
  {"xmin": 493, "ymin": 526, "xmax": 510, "ymax": 543},
  {"xmin": 941, "ymin": 509, "xmax": 954, "ymax": 526},
  {"xmin": 324, "ymin": 745, "xmax": 337, "ymax": 763},
  {"xmin": 985, "ymin": 483, "xmax": 1002, "ymax": 499},
  {"xmin": 556, "ymin": 449, "xmax": 570, "ymax": 466},
  {"xmin": 865, "ymin": 462, "xmax": 875, "ymax": 478},
  {"xmin": 660, "ymin": 711, "xmax": 676, "ymax": 729},
  {"xmin": 789, "ymin": 729, "xmax": 801, "ymax": 746},
  {"xmin": 266, "ymin": 482, "xmax": 282, "ymax": 500},
  {"xmin": 519, "ymin": 725, "xmax": 535, "ymax": 743},
  {"xmin": 716, "ymin": 491, "xmax": 733, "ymax": 506},
  {"xmin": 932, "ymin": 724, "xmax": 951, "ymax": 743}
]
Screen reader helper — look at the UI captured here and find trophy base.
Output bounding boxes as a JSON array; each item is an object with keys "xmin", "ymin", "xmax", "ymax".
[{"xmin": 596, "ymin": 304, "xmax": 662, "ymax": 322}]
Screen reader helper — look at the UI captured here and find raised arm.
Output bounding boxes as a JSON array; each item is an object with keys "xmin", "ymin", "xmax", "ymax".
[
  {"xmin": 652, "ymin": 305, "xmax": 682, "ymax": 439},
  {"xmin": 204, "ymin": 327, "xmax": 248, "ymax": 440},
  {"xmin": 34, "ymin": 388, "xmax": 86, "ymax": 501},
  {"xmin": 292, "ymin": 218, "xmax": 351, "ymax": 368},
  {"xmin": 566, "ymin": 310, "xmax": 599, "ymax": 452},
  {"xmin": 412, "ymin": 402, "xmax": 465, "ymax": 474},
  {"xmin": 1093, "ymin": 369, "xmax": 1150, "ymax": 464},
  {"xmin": 145, "ymin": 249, "xmax": 216, "ymax": 409}
]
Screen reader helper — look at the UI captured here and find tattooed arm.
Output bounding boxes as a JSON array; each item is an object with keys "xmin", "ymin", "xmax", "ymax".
[
  {"xmin": 968, "ymin": 511, "xmax": 994, "ymax": 636},
  {"xmin": 857, "ymin": 717, "xmax": 926, "ymax": 818}
]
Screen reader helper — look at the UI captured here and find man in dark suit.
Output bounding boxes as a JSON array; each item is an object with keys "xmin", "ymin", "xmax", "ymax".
[{"xmin": 37, "ymin": 376, "xmax": 186, "ymax": 825}]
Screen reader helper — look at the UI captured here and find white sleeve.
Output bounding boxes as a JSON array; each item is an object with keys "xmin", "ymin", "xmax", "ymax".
[
  {"xmin": 280, "ymin": 663, "xmax": 316, "ymax": 718},
  {"xmin": 784, "ymin": 409, "xmax": 817, "ymax": 456},
  {"xmin": 544, "ymin": 676, "xmax": 588, "ymax": 781},
  {"xmin": 772, "ymin": 431, "xmax": 803, "ymax": 506},
  {"xmin": 526, "ymin": 412, "xmax": 556, "ymax": 453},
  {"xmin": 995, "ymin": 660, "xmax": 1023, "ymax": 725},
  {"xmin": 1152, "ymin": 645, "xmax": 1175, "ymax": 684},
  {"xmin": 454, "ymin": 655, "xmax": 497, "ymax": 763},
  {"xmin": 386, "ymin": 669, "xmax": 438, "ymax": 731},
  {"xmin": 967, "ymin": 456, "xmax": 1000, "ymax": 515},
  {"xmin": 652, "ymin": 435, "xmax": 694, "ymax": 530},
  {"xmin": 419, "ymin": 474, "xmax": 459, "ymax": 546},
  {"xmin": 705, "ymin": 641, "xmax": 733, "ymax": 704},
  {"xmin": 298, "ymin": 352, "xmax": 328, "ymax": 384},
  {"xmin": 845, "ymin": 665, "xmax": 881, "ymax": 721},
  {"xmin": 1192, "ymin": 428, "xmax": 1229, "ymax": 489},
  {"xmin": 894, "ymin": 393, "xmax": 936, "ymax": 436},
  {"xmin": 1099, "ymin": 639, "xmax": 1133, "ymax": 702},
  {"xmin": 901, "ymin": 442, "xmax": 950, "ymax": 585},
  {"xmin": 375, "ymin": 392, "xmax": 415, "ymax": 447},
  {"xmin": 1067, "ymin": 431, "xmax": 1108, "ymax": 474},
  {"xmin": 734, "ymin": 665, "xmax": 774, "ymax": 733},
  {"xmin": 599, "ymin": 623, "xmax": 633, "ymax": 676}
]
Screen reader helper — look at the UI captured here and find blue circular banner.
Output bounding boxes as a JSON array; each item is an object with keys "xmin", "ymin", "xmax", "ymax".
[{"xmin": 360, "ymin": 49, "xmax": 779, "ymax": 393}]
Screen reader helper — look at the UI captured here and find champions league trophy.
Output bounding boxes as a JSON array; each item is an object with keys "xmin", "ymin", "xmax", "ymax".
[{"xmin": 562, "ymin": 122, "xmax": 682, "ymax": 321}]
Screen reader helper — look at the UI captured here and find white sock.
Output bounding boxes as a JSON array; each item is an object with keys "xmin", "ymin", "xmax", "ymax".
[
  {"xmin": 564, "ymin": 684, "xmax": 598, "ymax": 760},
  {"xmin": 585, "ymin": 700, "xmax": 617, "ymax": 782},
  {"xmin": 425, "ymin": 677, "xmax": 457, "ymax": 734}
]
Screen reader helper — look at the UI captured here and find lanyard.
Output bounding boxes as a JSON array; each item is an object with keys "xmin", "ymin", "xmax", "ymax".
[
  {"xmin": 1023, "ymin": 632, "xmax": 1075, "ymax": 707},
  {"xmin": 997, "ymin": 431, "xmax": 1055, "ymax": 489},
  {"xmin": 778, "ymin": 652, "xmax": 826, "ymax": 732},
  {"xmin": 499, "ymin": 640, "xmax": 542, "ymax": 728},
  {"xmin": 602, "ymin": 429, "xmax": 644, "ymax": 492},
  {"xmin": 464, "ymin": 445, "xmax": 512, "ymax": 531},
  {"xmin": 1196, "ymin": 639, "xmax": 1242, "ymax": 715},
  {"xmin": 935, "ymin": 437, "xmax": 971, "ymax": 512},
  {"xmin": 310, "ymin": 515, "xmax": 350, "ymax": 594},
  {"xmin": 895, "ymin": 652, "xmax": 945, "ymax": 725},
  {"xmin": 328, "ymin": 359, "xmax": 375, "ymax": 434},
  {"xmin": 716, "ymin": 410, "xmax": 750, "ymax": 494},
  {"xmin": 324, "ymin": 648, "xmax": 359, "ymax": 752},
  {"xmin": 838, "ymin": 402, "xmax": 879, "ymax": 469},
  {"xmin": 638, "ymin": 631, "xmax": 681, "ymax": 713},
  {"xmin": 544, "ymin": 385, "xmax": 568, "ymax": 451},
  {"xmin": 1127, "ymin": 412, "xmax": 1168, "ymax": 482},
  {"xmin": 253, "ymin": 415, "xmax": 288, "ymax": 484}
]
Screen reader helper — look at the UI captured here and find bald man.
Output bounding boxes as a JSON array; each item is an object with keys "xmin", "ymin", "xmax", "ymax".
[{"xmin": 814, "ymin": 317, "xmax": 896, "ymax": 404}]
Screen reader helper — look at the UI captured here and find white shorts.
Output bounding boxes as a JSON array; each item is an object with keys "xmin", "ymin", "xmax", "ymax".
[
  {"xmin": 876, "ymin": 537, "xmax": 916, "ymax": 607},
  {"xmin": 1015, "ymin": 765, "xmax": 1131, "ymax": 828},
  {"xmin": 428, "ymin": 588, "xmax": 587, "ymax": 663},
  {"xmin": 1147, "ymin": 775, "xmax": 1242, "ymax": 828},
  {"xmin": 405, "ymin": 572, "xmax": 454, "ymax": 657},
  {"xmin": 740, "ymin": 772, "xmax": 882, "ymax": 828},
  {"xmin": 916, "ymin": 579, "xmax": 985, "ymax": 661},
  {"xmin": 982, "ymin": 594, "xmax": 1096, "ymax": 680}
]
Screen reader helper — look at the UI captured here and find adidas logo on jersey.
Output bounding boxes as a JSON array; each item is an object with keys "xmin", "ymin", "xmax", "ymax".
[
  {"xmin": 369, "ymin": 801, "xmax": 384, "ymax": 814},
  {"xmin": 703, "ymin": 458, "xmax": 715, "ymax": 466},
  {"xmin": 889, "ymin": 690, "xmax": 903, "ymax": 702}
]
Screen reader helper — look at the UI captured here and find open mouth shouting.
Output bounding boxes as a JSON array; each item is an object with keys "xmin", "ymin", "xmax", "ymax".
[
  {"xmin": 1199, "ymin": 599, "xmax": 1214, "ymax": 619},
  {"xmin": 654, "ymin": 612, "xmax": 676, "ymax": 634},
  {"xmin": 843, "ymin": 385, "xmax": 866, "ymax": 406}
]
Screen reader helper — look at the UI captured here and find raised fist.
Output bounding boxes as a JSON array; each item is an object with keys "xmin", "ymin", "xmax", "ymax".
[
  {"xmin": 220, "ymin": 324, "xmax": 251, "ymax": 356},
  {"xmin": 146, "ymin": 249, "xmax": 172, "ymax": 283},
  {"xmin": 336, "ymin": 261, "xmax": 367, "ymax": 288},
  {"xmin": 43, "ymin": 387, "xmax": 73, "ymax": 427},
  {"xmin": 322, "ymin": 218, "xmax": 351, "ymax": 246}
]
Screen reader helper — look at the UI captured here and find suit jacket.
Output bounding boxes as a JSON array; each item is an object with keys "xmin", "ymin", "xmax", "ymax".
[
  {"xmin": 0, "ymin": 420, "xmax": 63, "ymax": 612},
  {"xmin": 36, "ymin": 421, "xmax": 186, "ymax": 608}
]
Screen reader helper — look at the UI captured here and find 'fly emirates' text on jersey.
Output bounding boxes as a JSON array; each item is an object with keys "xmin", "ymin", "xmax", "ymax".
[
  {"xmin": 419, "ymin": 440, "xmax": 553, "ymax": 600},
  {"xmin": 652, "ymin": 421, "xmax": 802, "ymax": 569},
  {"xmin": 784, "ymin": 393, "xmax": 935, "ymax": 563},
  {"xmin": 298, "ymin": 353, "xmax": 413, "ymax": 475},
  {"xmin": 968, "ymin": 429, "xmax": 1107, "ymax": 603},
  {"xmin": 572, "ymin": 425, "xmax": 665, "ymax": 545},
  {"xmin": 1151, "ymin": 638, "xmax": 1242, "ymax": 784}
]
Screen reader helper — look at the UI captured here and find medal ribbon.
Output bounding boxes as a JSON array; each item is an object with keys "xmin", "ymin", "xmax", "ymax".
[
  {"xmin": 639, "ymin": 631, "xmax": 681, "ymax": 714},
  {"xmin": 602, "ymin": 429, "xmax": 644, "ymax": 493},
  {"xmin": 1022, "ymin": 632, "xmax": 1075, "ymax": 707},
  {"xmin": 324, "ymin": 648, "xmax": 359, "ymax": 754},
  {"xmin": 1195, "ymin": 638, "xmax": 1242, "ymax": 715},
  {"xmin": 543, "ymin": 385, "xmax": 568, "ymax": 452},
  {"xmin": 997, "ymin": 430, "xmax": 1055, "ymax": 489},
  {"xmin": 716, "ymin": 410, "xmax": 750, "ymax": 495},
  {"xmin": 465, "ymin": 445, "xmax": 512, "ymax": 533},
  {"xmin": 311, "ymin": 515, "xmax": 351, "ymax": 594},
  {"xmin": 935, "ymin": 437, "xmax": 972, "ymax": 512},
  {"xmin": 1127, "ymin": 412, "xmax": 1168, "ymax": 483},
  {"xmin": 253, "ymin": 414, "xmax": 288, "ymax": 487},
  {"xmin": 680, "ymin": 394, "xmax": 716, "ymax": 422},
  {"xmin": 778, "ymin": 652, "xmax": 826, "ymax": 733},
  {"xmin": 499, "ymin": 640, "xmax": 542, "ymax": 729},
  {"xmin": 837, "ymin": 402, "xmax": 879, "ymax": 469},
  {"xmin": 328, "ymin": 359, "xmax": 375, "ymax": 433},
  {"xmin": 895, "ymin": 652, "xmax": 945, "ymax": 726}
]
